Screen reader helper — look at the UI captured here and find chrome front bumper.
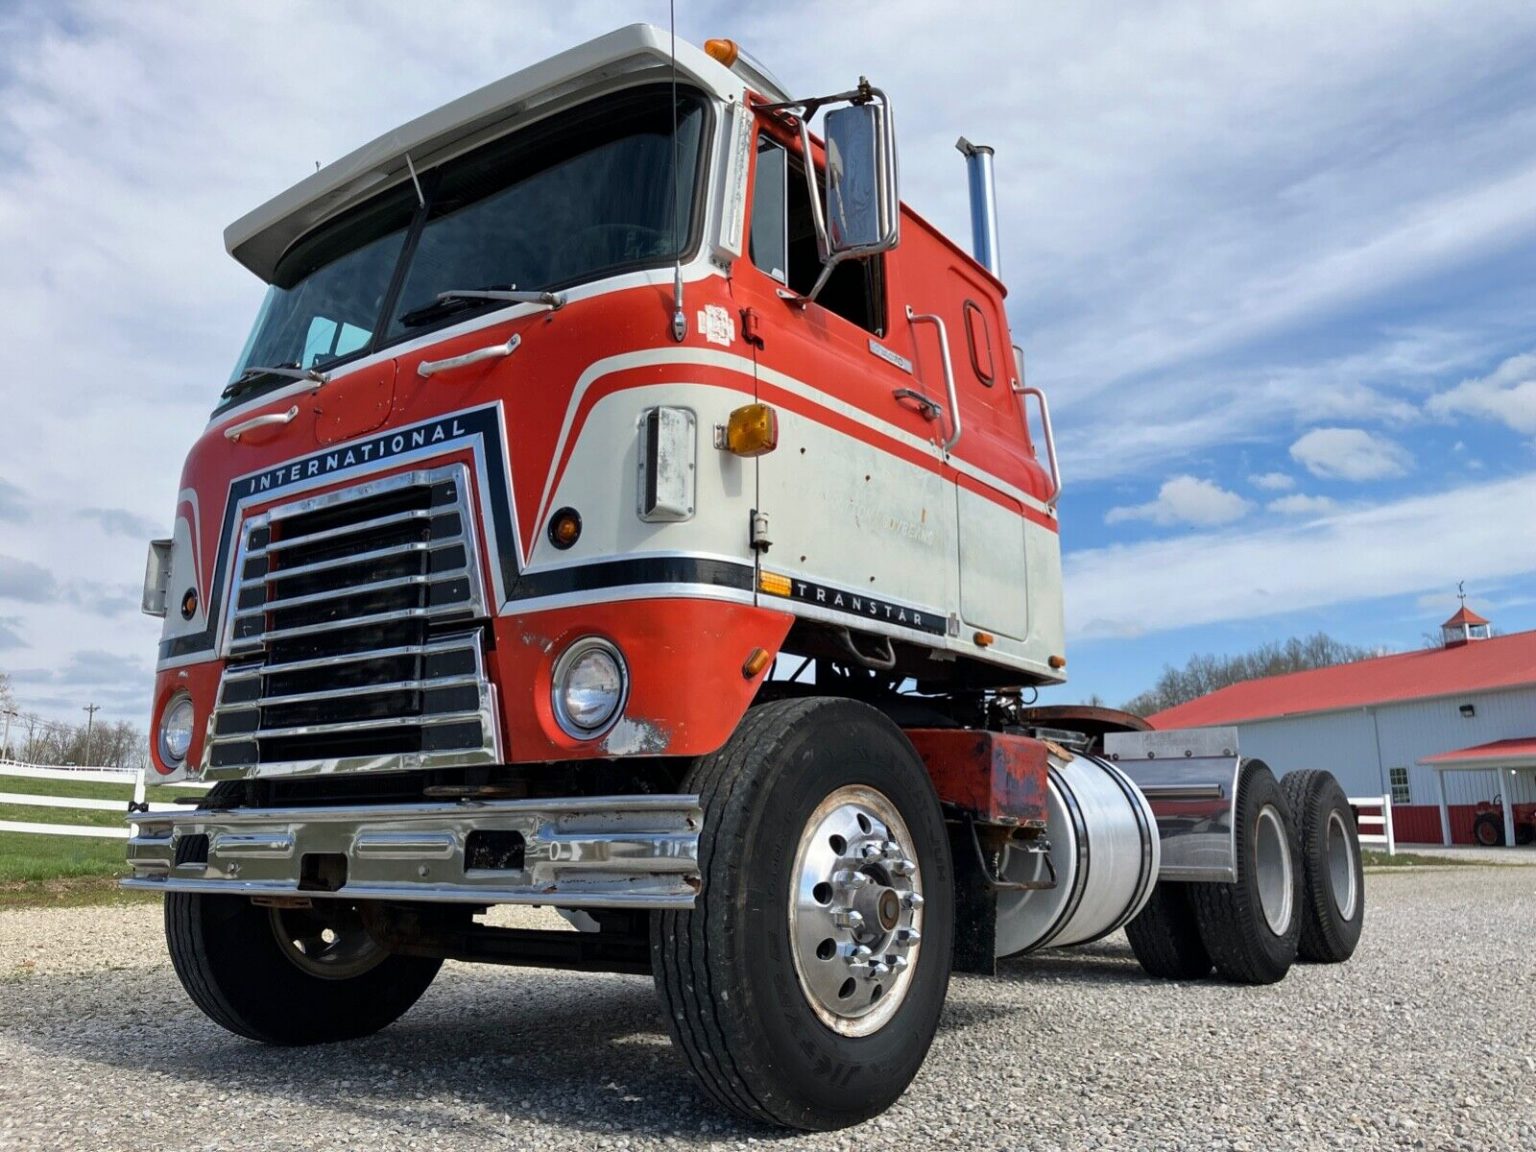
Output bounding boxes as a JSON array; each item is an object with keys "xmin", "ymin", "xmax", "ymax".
[{"xmin": 122, "ymin": 795, "xmax": 702, "ymax": 909}]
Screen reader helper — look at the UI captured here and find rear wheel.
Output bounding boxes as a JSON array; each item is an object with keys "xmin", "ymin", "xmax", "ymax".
[
  {"xmin": 1473, "ymin": 813, "xmax": 1505, "ymax": 847},
  {"xmin": 1281, "ymin": 770, "xmax": 1365, "ymax": 963},
  {"xmin": 1125, "ymin": 881, "xmax": 1212, "ymax": 980},
  {"xmin": 652, "ymin": 698, "xmax": 954, "ymax": 1131},
  {"xmin": 1189, "ymin": 759, "xmax": 1302, "ymax": 985}
]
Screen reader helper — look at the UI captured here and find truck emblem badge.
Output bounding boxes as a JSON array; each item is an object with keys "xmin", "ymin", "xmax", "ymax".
[{"xmin": 697, "ymin": 304, "xmax": 736, "ymax": 347}]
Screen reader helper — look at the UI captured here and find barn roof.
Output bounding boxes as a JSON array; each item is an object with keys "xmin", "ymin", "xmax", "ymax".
[
  {"xmin": 1149, "ymin": 628, "xmax": 1536, "ymax": 727},
  {"xmin": 1419, "ymin": 737, "xmax": 1536, "ymax": 769}
]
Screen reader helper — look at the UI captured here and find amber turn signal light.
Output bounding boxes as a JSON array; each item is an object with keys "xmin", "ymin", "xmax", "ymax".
[
  {"xmin": 1049, "ymin": 654, "xmax": 1067, "ymax": 669},
  {"xmin": 742, "ymin": 647, "xmax": 772, "ymax": 679},
  {"xmin": 704, "ymin": 38, "xmax": 740, "ymax": 67},
  {"xmin": 723, "ymin": 403, "xmax": 779, "ymax": 457}
]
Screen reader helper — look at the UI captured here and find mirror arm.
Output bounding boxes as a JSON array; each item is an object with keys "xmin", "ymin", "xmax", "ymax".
[{"xmin": 797, "ymin": 115, "xmax": 834, "ymax": 263}]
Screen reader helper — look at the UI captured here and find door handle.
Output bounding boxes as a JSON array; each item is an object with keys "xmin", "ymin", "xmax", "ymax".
[
  {"xmin": 417, "ymin": 334, "xmax": 521, "ymax": 378},
  {"xmin": 224, "ymin": 405, "xmax": 299, "ymax": 441},
  {"xmin": 905, "ymin": 307, "xmax": 960, "ymax": 451}
]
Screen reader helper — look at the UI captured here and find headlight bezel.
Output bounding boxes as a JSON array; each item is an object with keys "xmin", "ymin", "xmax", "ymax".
[
  {"xmin": 159, "ymin": 692, "xmax": 196, "ymax": 767},
  {"xmin": 551, "ymin": 637, "xmax": 629, "ymax": 740}
]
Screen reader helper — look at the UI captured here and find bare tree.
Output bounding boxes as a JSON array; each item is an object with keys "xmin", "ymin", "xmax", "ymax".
[{"xmin": 1123, "ymin": 633, "xmax": 1376, "ymax": 716}]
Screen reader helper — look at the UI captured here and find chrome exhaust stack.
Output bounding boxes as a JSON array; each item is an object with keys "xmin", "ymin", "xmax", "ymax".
[{"xmin": 956, "ymin": 137, "xmax": 1000, "ymax": 278}]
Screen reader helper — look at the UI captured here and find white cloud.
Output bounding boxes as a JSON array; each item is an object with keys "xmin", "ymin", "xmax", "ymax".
[
  {"xmin": 1105, "ymin": 476, "xmax": 1252, "ymax": 527},
  {"xmin": 3, "ymin": 2, "xmax": 1536, "ymax": 717},
  {"xmin": 1249, "ymin": 472, "xmax": 1295, "ymax": 491},
  {"xmin": 1267, "ymin": 494, "xmax": 1338, "ymax": 516},
  {"xmin": 1068, "ymin": 473, "xmax": 1536, "ymax": 640},
  {"xmin": 1427, "ymin": 350, "xmax": 1536, "ymax": 432},
  {"xmin": 1289, "ymin": 427, "xmax": 1413, "ymax": 481}
]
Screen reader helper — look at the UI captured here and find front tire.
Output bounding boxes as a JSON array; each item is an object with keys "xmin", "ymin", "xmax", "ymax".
[
  {"xmin": 165, "ymin": 894, "xmax": 442, "ymax": 1045},
  {"xmin": 652, "ymin": 698, "xmax": 954, "ymax": 1131}
]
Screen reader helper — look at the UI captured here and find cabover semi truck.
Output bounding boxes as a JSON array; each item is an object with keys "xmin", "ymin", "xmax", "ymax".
[{"xmin": 131, "ymin": 26, "xmax": 1366, "ymax": 1131}]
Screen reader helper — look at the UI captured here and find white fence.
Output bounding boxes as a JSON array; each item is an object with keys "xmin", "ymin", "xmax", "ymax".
[
  {"xmin": 1349, "ymin": 793, "xmax": 1395, "ymax": 856},
  {"xmin": 0, "ymin": 761, "xmax": 207, "ymax": 840}
]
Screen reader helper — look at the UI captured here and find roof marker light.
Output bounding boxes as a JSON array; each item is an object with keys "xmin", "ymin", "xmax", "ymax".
[{"xmin": 704, "ymin": 39, "xmax": 740, "ymax": 67}]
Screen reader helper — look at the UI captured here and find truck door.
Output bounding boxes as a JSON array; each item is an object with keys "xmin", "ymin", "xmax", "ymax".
[{"xmin": 737, "ymin": 133, "xmax": 958, "ymax": 649}]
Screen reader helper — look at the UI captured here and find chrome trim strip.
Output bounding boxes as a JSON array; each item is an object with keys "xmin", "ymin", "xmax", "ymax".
[
  {"xmin": 216, "ymin": 674, "xmax": 482, "ymax": 710},
  {"xmin": 247, "ymin": 604, "xmax": 473, "ymax": 646},
  {"xmin": 221, "ymin": 636, "xmax": 476, "ymax": 680},
  {"xmin": 213, "ymin": 709, "xmax": 488, "ymax": 744},
  {"xmin": 241, "ymin": 540, "xmax": 434, "ymax": 587},
  {"xmin": 123, "ymin": 793, "xmax": 704, "ymax": 910},
  {"xmin": 248, "ymin": 508, "xmax": 434, "ymax": 557},
  {"xmin": 235, "ymin": 572, "xmax": 461, "ymax": 617}
]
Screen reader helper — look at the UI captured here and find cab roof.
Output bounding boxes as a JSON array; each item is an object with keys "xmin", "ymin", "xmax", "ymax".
[{"xmin": 224, "ymin": 24, "xmax": 747, "ymax": 282}]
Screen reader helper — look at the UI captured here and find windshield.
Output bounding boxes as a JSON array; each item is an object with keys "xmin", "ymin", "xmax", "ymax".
[{"xmin": 226, "ymin": 85, "xmax": 708, "ymax": 399}]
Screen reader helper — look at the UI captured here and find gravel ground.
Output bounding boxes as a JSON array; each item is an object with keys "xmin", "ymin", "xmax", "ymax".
[{"xmin": 2, "ymin": 868, "xmax": 1533, "ymax": 1152}]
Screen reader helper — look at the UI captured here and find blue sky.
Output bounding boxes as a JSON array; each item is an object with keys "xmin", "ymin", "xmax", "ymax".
[{"xmin": 1, "ymin": 1, "xmax": 1534, "ymax": 723}]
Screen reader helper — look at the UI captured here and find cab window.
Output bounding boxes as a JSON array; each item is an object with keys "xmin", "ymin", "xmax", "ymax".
[{"xmin": 750, "ymin": 136, "xmax": 885, "ymax": 336}]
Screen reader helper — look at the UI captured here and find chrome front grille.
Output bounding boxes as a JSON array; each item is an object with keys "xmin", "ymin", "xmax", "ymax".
[{"xmin": 204, "ymin": 465, "xmax": 500, "ymax": 777}]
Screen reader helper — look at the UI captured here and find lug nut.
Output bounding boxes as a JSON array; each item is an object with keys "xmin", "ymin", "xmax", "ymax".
[
  {"xmin": 869, "ymin": 961, "xmax": 890, "ymax": 978},
  {"xmin": 895, "ymin": 927, "xmax": 921, "ymax": 947},
  {"xmin": 834, "ymin": 869, "xmax": 870, "ymax": 889},
  {"xmin": 902, "ymin": 891, "xmax": 925, "ymax": 910},
  {"xmin": 881, "ymin": 841, "xmax": 902, "ymax": 860},
  {"xmin": 847, "ymin": 944, "xmax": 873, "ymax": 973},
  {"xmin": 891, "ymin": 858, "xmax": 917, "ymax": 877},
  {"xmin": 860, "ymin": 842, "xmax": 884, "ymax": 860},
  {"xmin": 834, "ymin": 910, "xmax": 865, "ymax": 930},
  {"xmin": 888, "ymin": 954, "xmax": 909, "ymax": 973}
]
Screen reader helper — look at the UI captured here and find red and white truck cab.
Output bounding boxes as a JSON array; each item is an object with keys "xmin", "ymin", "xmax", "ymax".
[{"xmin": 131, "ymin": 26, "xmax": 1363, "ymax": 1131}]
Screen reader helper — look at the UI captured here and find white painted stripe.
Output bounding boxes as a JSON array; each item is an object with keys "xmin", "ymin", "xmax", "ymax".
[
  {"xmin": 0, "ymin": 793, "xmax": 180, "ymax": 813},
  {"xmin": 531, "ymin": 346, "xmax": 1054, "ymax": 537},
  {"xmin": 0, "ymin": 820, "xmax": 129, "ymax": 840}
]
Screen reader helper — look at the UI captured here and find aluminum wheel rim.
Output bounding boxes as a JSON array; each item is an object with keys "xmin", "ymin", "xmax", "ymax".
[
  {"xmin": 788, "ymin": 785, "xmax": 924, "ymax": 1037},
  {"xmin": 269, "ymin": 904, "xmax": 388, "ymax": 980},
  {"xmin": 1326, "ymin": 809, "xmax": 1359, "ymax": 921},
  {"xmin": 1254, "ymin": 804, "xmax": 1294, "ymax": 936}
]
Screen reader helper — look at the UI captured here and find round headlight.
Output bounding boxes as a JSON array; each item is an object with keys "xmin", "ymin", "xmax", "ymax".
[
  {"xmin": 160, "ymin": 694, "xmax": 195, "ymax": 765},
  {"xmin": 552, "ymin": 639, "xmax": 628, "ymax": 738}
]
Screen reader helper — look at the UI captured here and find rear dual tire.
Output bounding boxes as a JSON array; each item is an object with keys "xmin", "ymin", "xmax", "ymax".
[
  {"xmin": 1280, "ymin": 769, "xmax": 1365, "ymax": 963},
  {"xmin": 1129, "ymin": 759, "xmax": 1302, "ymax": 985}
]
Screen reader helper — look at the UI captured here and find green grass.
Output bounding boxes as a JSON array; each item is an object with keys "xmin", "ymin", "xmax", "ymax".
[
  {"xmin": 0, "ymin": 830, "xmax": 130, "ymax": 883},
  {"xmin": 1362, "ymin": 849, "xmax": 1485, "ymax": 868},
  {"xmin": 0, "ymin": 773, "xmax": 212, "ymax": 906},
  {"xmin": 0, "ymin": 775, "xmax": 206, "ymax": 802}
]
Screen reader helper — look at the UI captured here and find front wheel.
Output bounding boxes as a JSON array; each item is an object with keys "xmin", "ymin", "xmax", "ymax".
[
  {"xmin": 165, "ymin": 894, "xmax": 442, "ymax": 1045},
  {"xmin": 652, "ymin": 698, "xmax": 954, "ymax": 1131}
]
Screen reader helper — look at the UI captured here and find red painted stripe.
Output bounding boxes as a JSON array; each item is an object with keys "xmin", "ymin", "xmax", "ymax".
[{"xmin": 540, "ymin": 365, "xmax": 1060, "ymax": 541}]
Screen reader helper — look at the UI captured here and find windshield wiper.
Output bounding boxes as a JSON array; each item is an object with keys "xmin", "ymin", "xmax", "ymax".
[
  {"xmin": 222, "ymin": 364, "xmax": 330, "ymax": 400},
  {"xmin": 398, "ymin": 287, "xmax": 567, "ymax": 329}
]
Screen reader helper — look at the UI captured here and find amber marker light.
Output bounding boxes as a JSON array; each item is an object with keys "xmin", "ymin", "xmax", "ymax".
[
  {"xmin": 180, "ymin": 588, "xmax": 198, "ymax": 620},
  {"xmin": 742, "ymin": 647, "xmax": 772, "ymax": 679},
  {"xmin": 974, "ymin": 631, "xmax": 995, "ymax": 648},
  {"xmin": 1049, "ymin": 654, "xmax": 1068, "ymax": 669},
  {"xmin": 758, "ymin": 571, "xmax": 792, "ymax": 596},
  {"xmin": 548, "ymin": 507, "xmax": 583, "ymax": 550},
  {"xmin": 725, "ymin": 403, "xmax": 779, "ymax": 457},
  {"xmin": 704, "ymin": 38, "xmax": 740, "ymax": 67}
]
